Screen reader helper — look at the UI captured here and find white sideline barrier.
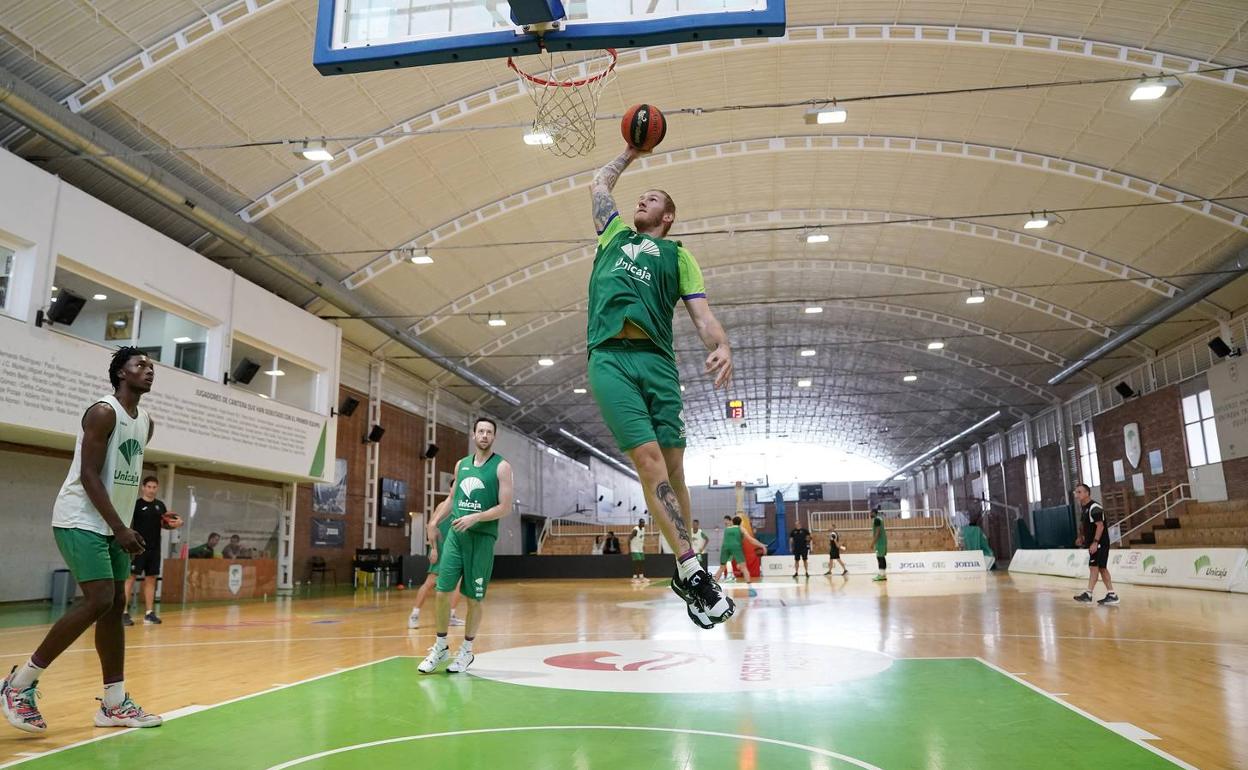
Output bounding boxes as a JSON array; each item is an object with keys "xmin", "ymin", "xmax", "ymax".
[
  {"xmin": 1009, "ymin": 547, "xmax": 1248, "ymax": 593},
  {"xmin": 759, "ymin": 550, "xmax": 993, "ymax": 576}
]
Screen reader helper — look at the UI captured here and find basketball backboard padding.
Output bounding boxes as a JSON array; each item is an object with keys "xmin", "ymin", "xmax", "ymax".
[
  {"xmin": 511, "ymin": 0, "xmax": 565, "ymax": 26},
  {"xmin": 314, "ymin": 0, "xmax": 786, "ymax": 75}
]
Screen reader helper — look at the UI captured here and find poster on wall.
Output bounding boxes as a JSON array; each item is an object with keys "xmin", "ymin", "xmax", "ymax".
[
  {"xmin": 1208, "ymin": 358, "xmax": 1248, "ymax": 462},
  {"xmin": 310, "ymin": 518, "xmax": 345, "ymax": 547},
  {"xmin": 0, "ymin": 320, "xmax": 333, "ymax": 481},
  {"xmin": 312, "ymin": 459, "xmax": 347, "ymax": 514}
]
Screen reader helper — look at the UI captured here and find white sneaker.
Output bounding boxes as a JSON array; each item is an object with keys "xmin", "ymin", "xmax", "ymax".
[
  {"xmin": 94, "ymin": 695, "xmax": 162, "ymax": 728},
  {"xmin": 448, "ymin": 613, "xmax": 466, "ymax": 627},
  {"xmin": 418, "ymin": 643, "xmax": 449, "ymax": 674},
  {"xmin": 447, "ymin": 647, "xmax": 475, "ymax": 674},
  {"xmin": 407, "ymin": 609, "xmax": 420, "ymax": 629}
]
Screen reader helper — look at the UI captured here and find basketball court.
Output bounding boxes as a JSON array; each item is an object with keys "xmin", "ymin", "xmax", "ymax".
[{"xmin": 2, "ymin": 573, "xmax": 1244, "ymax": 768}]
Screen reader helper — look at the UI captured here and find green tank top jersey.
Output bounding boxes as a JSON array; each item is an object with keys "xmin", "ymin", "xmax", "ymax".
[
  {"xmin": 722, "ymin": 525, "xmax": 743, "ymax": 550},
  {"xmin": 449, "ymin": 452, "xmax": 504, "ymax": 539},
  {"xmin": 587, "ymin": 215, "xmax": 706, "ymax": 360}
]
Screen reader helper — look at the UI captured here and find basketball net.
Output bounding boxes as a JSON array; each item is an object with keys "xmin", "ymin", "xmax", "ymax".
[{"xmin": 507, "ymin": 49, "xmax": 617, "ymax": 157}]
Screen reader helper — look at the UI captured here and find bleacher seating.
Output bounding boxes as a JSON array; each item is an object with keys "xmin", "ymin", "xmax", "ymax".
[{"xmin": 1147, "ymin": 499, "xmax": 1248, "ymax": 548}]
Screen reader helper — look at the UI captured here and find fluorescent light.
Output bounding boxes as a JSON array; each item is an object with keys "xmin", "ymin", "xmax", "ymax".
[
  {"xmin": 523, "ymin": 130, "xmax": 554, "ymax": 146},
  {"xmin": 800, "ymin": 349, "xmax": 816, "ymax": 357},
  {"xmin": 882, "ymin": 410, "xmax": 1002, "ymax": 482},
  {"xmin": 903, "ymin": 374, "xmax": 918, "ymax": 382},
  {"xmin": 804, "ymin": 306, "xmax": 823, "ymax": 314},
  {"xmin": 573, "ymin": 388, "xmax": 587, "ymax": 394},
  {"xmin": 258, "ymin": 393, "xmax": 269, "ymax": 399},
  {"xmin": 264, "ymin": 369, "xmax": 285, "ymax": 376},
  {"xmin": 92, "ymin": 293, "xmax": 107, "ymax": 301},
  {"xmin": 804, "ymin": 105, "xmax": 847, "ymax": 125},
  {"xmin": 797, "ymin": 379, "xmax": 812, "ymax": 387},
  {"xmin": 965, "ymin": 291, "xmax": 986, "ymax": 305},
  {"xmin": 296, "ymin": 140, "xmax": 333, "ymax": 162},
  {"xmin": 410, "ymin": 254, "xmax": 434, "ymax": 265},
  {"xmin": 806, "ymin": 233, "xmax": 830, "ymax": 244},
  {"xmin": 927, "ymin": 340, "xmax": 945, "ymax": 350},
  {"xmin": 538, "ymin": 357, "xmax": 554, "ymax": 366},
  {"xmin": 1023, "ymin": 212, "xmax": 1053, "ymax": 230},
  {"xmin": 112, "ymin": 319, "xmax": 126, "ymax": 327},
  {"xmin": 487, "ymin": 317, "xmax": 507, "ymax": 327},
  {"xmin": 173, "ymin": 336, "xmax": 193, "ymax": 343},
  {"xmin": 1130, "ymin": 75, "xmax": 1181, "ymax": 101},
  {"xmin": 558, "ymin": 428, "xmax": 638, "ymax": 479}
]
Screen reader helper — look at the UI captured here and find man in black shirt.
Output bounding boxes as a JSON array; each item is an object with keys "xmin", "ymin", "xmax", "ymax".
[
  {"xmin": 1073, "ymin": 483, "xmax": 1119, "ymax": 606},
  {"xmin": 602, "ymin": 531, "xmax": 622, "ymax": 555},
  {"xmin": 124, "ymin": 477, "xmax": 166, "ymax": 626},
  {"xmin": 789, "ymin": 518, "xmax": 812, "ymax": 578}
]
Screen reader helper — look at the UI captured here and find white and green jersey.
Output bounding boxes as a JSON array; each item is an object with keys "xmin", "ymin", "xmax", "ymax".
[{"xmin": 52, "ymin": 395, "xmax": 151, "ymax": 535}]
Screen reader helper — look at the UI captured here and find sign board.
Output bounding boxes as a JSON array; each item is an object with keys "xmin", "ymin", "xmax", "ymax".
[
  {"xmin": 1207, "ymin": 358, "xmax": 1248, "ymax": 462},
  {"xmin": 1010, "ymin": 547, "xmax": 1248, "ymax": 593}
]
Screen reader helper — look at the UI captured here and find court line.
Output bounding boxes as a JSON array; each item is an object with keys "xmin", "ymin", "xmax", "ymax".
[
  {"xmin": 261, "ymin": 726, "xmax": 884, "ymax": 770},
  {"xmin": 973, "ymin": 657, "xmax": 1197, "ymax": 770},
  {"xmin": 0, "ymin": 656, "xmax": 402, "ymax": 768}
]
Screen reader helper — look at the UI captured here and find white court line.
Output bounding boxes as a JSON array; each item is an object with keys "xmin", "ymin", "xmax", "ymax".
[
  {"xmin": 1106, "ymin": 722, "xmax": 1162, "ymax": 741},
  {"xmin": 262, "ymin": 725, "xmax": 884, "ymax": 770},
  {"xmin": 973, "ymin": 657, "xmax": 1196, "ymax": 770},
  {"xmin": 0, "ymin": 656, "xmax": 404, "ymax": 768}
]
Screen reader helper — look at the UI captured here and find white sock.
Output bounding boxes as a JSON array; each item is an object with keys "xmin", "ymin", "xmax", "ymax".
[
  {"xmin": 676, "ymin": 555, "xmax": 702, "ymax": 582},
  {"xmin": 103, "ymin": 681, "xmax": 125, "ymax": 708},
  {"xmin": 10, "ymin": 660, "xmax": 44, "ymax": 690},
  {"xmin": 434, "ymin": 635, "xmax": 449, "ymax": 650},
  {"xmin": 461, "ymin": 639, "xmax": 473, "ymax": 653}
]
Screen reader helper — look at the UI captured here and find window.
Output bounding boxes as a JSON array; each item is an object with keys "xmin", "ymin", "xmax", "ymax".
[
  {"xmin": 230, "ymin": 338, "xmax": 319, "ymax": 411},
  {"xmin": 1026, "ymin": 455, "xmax": 1041, "ymax": 505},
  {"xmin": 0, "ymin": 245, "xmax": 13, "ymax": 311},
  {"xmin": 49, "ymin": 267, "xmax": 209, "ymax": 376},
  {"xmin": 900, "ymin": 498, "xmax": 911, "ymax": 518},
  {"xmin": 1182, "ymin": 390, "xmax": 1221, "ymax": 467},
  {"xmin": 1078, "ymin": 420, "xmax": 1100, "ymax": 487}
]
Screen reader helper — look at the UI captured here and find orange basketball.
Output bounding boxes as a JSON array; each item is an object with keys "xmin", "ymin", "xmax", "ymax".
[
  {"xmin": 621, "ymin": 104, "xmax": 666, "ymax": 151},
  {"xmin": 161, "ymin": 512, "xmax": 184, "ymax": 530}
]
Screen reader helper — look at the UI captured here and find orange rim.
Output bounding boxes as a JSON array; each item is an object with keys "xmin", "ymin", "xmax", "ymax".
[{"xmin": 507, "ymin": 48, "xmax": 618, "ymax": 88}]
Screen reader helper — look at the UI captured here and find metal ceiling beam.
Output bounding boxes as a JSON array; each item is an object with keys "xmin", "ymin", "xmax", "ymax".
[
  {"xmin": 241, "ymin": 24, "xmax": 1248, "ymax": 222},
  {"xmin": 0, "ymin": 64, "xmax": 520, "ymax": 407}
]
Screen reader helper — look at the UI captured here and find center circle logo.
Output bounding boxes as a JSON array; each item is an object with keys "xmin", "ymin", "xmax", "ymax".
[{"xmin": 468, "ymin": 640, "xmax": 892, "ymax": 693}]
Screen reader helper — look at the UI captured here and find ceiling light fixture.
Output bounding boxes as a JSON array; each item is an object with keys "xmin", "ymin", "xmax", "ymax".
[
  {"xmin": 927, "ymin": 340, "xmax": 945, "ymax": 350},
  {"xmin": 92, "ymin": 293, "xmax": 107, "ymax": 301},
  {"xmin": 806, "ymin": 232, "xmax": 830, "ymax": 244},
  {"xmin": 903, "ymin": 374, "xmax": 918, "ymax": 382},
  {"xmin": 799, "ymin": 349, "xmax": 816, "ymax": 357},
  {"xmin": 291, "ymin": 139, "xmax": 333, "ymax": 162},
  {"xmin": 573, "ymin": 388, "xmax": 587, "ymax": 394},
  {"xmin": 797, "ymin": 379, "xmax": 812, "ymax": 387},
  {"xmin": 523, "ymin": 130, "xmax": 554, "ymax": 146},
  {"xmin": 538, "ymin": 357, "xmax": 554, "ymax": 367},
  {"xmin": 804, "ymin": 103, "xmax": 847, "ymax": 125},
  {"xmin": 965, "ymin": 289, "xmax": 986, "ymax": 305},
  {"xmin": 1129, "ymin": 75, "xmax": 1181, "ymax": 101},
  {"xmin": 408, "ymin": 249, "xmax": 433, "ymax": 265},
  {"xmin": 1023, "ymin": 211, "xmax": 1055, "ymax": 230},
  {"xmin": 487, "ymin": 314, "xmax": 507, "ymax": 327},
  {"xmin": 804, "ymin": 306, "xmax": 823, "ymax": 314},
  {"xmin": 173, "ymin": 336, "xmax": 193, "ymax": 343}
]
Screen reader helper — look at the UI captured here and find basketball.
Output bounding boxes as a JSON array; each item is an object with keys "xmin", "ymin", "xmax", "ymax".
[
  {"xmin": 161, "ymin": 512, "xmax": 184, "ymax": 530},
  {"xmin": 621, "ymin": 104, "xmax": 666, "ymax": 151}
]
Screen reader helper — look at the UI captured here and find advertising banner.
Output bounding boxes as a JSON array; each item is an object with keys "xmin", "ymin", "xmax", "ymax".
[
  {"xmin": 1010, "ymin": 547, "xmax": 1248, "ymax": 592},
  {"xmin": 761, "ymin": 550, "xmax": 992, "ymax": 575},
  {"xmin": 0, "ymin": 321, "xmax": 332, "ymax": 481}
]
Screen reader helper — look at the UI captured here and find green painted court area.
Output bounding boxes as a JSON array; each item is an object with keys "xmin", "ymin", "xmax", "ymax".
[{"xmin": 11, "ymin": 655, "xmax": 1179, "ymax": 769}]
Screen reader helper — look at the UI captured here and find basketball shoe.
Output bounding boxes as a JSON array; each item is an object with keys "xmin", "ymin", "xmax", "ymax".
[
  {"xmin": 671, "ymin": 569, "xmax": 734, "ymax": 627},
  {"xmin": 447, "ymin": 647, "xmax": 475, "ymax": 673},
  {"xmin": 1, "ymin": 667, "xmax": 45, "ymax": 733},
  {"xmin": 94, "ymin": 695, "xmax": 162, "ymax": 728},
  {"xmin": 418, "ymin": 642, "xmax": 449, "ymax": 674}
]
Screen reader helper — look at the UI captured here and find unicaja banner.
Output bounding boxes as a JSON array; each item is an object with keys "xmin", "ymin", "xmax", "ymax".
[{"xmin": 1010, "ymin": 547, "xmax": 1248, "ymax": 593}]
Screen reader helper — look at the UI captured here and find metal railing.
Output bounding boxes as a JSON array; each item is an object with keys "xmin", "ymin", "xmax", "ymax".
[
  {"xmin": 808, "ymin": 509, "xmax": 948, "ymax": 533},
  {"xmin": 1112, "ymin": 483, "xmax": 1191, "ymax": 545}
]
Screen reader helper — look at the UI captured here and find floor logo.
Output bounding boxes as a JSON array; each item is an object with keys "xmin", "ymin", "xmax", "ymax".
[{"xmin": 467, "ymin": 639, "xmax": 892, "ymax": 693}]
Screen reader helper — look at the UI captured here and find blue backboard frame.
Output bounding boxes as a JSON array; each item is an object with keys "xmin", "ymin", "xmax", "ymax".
[{"xmin": 314, "ymin": 0, "xmax": 786, "ymax": 75}]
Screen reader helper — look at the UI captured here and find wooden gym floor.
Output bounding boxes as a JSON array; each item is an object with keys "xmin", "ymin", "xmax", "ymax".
[{"xmin": 0, "ymin": 571, "xmax": 1244, "ymax": 769}]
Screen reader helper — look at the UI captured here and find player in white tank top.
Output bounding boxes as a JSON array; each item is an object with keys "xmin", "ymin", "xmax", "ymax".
[{"xmin": 2, "ymin": 347, "xmax": 163, "ymax": 734}]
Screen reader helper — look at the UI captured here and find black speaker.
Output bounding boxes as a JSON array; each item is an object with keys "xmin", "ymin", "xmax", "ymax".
[
  {"xmin": 46, "ymin": 290, "xmax": 86, "ymax": 325},
  {"xmin": 231, "ymin": 357, "xmax": 261, "ymax": 385},
  {"xmin": 423, "ymin": 443, "xmax": 439, "ymax": 459},
  {"xmin": 1208, "ymin": 337, "xmax": 1238, "ymax": 359},
  {"xmin": 1114, "ymin": 382, "xmax": 1136, "ymax": 399},
  {"xmin": 365, "ymin": 424, "xmax": 385, "ymax": 443},
  {"xmin": 338, "ymin": 396, "xmax": 360, "ymax": 417}
]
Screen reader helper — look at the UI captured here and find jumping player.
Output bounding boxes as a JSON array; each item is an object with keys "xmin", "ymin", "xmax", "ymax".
[
  {"xmin": 2, "ymin": 347, "xmax": 163, "ymax": 733},
  {"xmin": 588, "ymin": 144, "xmax": 735, "ymax": 629},
  {"xmin": 418, "ymin": 418, "xmax": 513, "ymax": 674}
]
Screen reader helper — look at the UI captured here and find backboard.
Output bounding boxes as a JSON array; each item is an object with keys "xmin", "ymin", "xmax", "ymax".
[{"xmin": 314, "ymin": 0, "xmax": 786, "ymax": 75}]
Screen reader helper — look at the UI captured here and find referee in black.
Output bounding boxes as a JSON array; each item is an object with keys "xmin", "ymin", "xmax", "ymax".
[
  {"xmin": 789, "ymin": 516, "xmax": 812, "ymax": 578},
  {"xmin": 124, "ymin": 476, "xmax": 167, "ymax": 626},
  {"xmin": 1073, "ymin": 483, "xmax": 1119, "ymax": 606}
]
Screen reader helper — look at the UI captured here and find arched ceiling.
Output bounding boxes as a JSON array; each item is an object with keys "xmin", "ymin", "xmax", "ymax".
[{"xmin": 3, "ymin": 0, "xmax": 1247, "ymax": 471}]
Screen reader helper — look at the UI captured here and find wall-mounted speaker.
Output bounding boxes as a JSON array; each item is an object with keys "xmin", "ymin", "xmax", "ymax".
[
  {"xmin": 1114, "ymin": 382, "xmax": 1136, "ymax": 399},
  {"xmin": 46, "ymin": 290, "xmax": 86, "ymax": 325},
  {"xmin": 231, "ymin": 357, "xmax": 260, "ymax": 385},
  {"xmin": 1208, "ymin": 337, "xmax": 1240, "ymax": 359},
  {"xmin": 423, "ymin": 443, "xmax": 439, "ymax": 459},
  {"xmin": 365, "ymin": 424, "xmax": 385, "ymax": 443},
  {"xmin": 338, "ymin": 396, "xmax": 360, "ymax": 417}
]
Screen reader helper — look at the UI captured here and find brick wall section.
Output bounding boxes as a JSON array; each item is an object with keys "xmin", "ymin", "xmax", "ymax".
[
  {"xmin": 1223, "ymin": 457, "xmax": 1248, "ymax": 500},
  {"xmin": 1091, "ymin": 384, "xmax": 1188, "ymax": 518},
  {"xmin": 293, "ymin": 386, "xmax": 468, "ymax": 584},
  {"xmin": 1035, "ymin": 443, "xmax": 1067, "ymax": 507}
]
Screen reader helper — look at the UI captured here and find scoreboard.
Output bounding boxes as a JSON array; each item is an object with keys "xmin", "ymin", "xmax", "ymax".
[{"xmin": 725, "ymin": 399, "xmax": 746, "ymax": 420}]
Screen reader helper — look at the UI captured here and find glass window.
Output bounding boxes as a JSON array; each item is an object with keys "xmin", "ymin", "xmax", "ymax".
[
  {"xmin": 0, "ymin": 245, "xmax": 13, "ymax": 311},
  {"xmin": 49, "ymin": 266, "xmax": 209, "ymax": 376},
  {"xmin": 1078, "ymin": 420, "xmax": 1100, "ymax": 487},
  {"xmin": 1183, "ymin": 389, "xmax": 1221, "ymax": 467},
  {"xmin": 229, "ymin": 338, "xmax": 319, "ymax": 411},
  {"xmin": 1026, "ymin": 456, "xmax": 1041, "ymax": 504}
]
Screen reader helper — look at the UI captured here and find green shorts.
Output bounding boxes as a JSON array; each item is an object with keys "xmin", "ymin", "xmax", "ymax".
[
  {"xmin": 588, "ymin": 339, "xmax": 685, "ymax": 452},
  {"xmin": 630, "ymin": 551, "xmax": 646, "ymax": 562},
  {"xmin": 53, "ymin": 527, "xmax": 130, "ymax": 583},
  {"xmin": 722, "ymin": 546, "xmax": 746, "ymax": 564},
  {"xmin": 435, "ymin": 529, "xmax": 496, "ymax": 600}
]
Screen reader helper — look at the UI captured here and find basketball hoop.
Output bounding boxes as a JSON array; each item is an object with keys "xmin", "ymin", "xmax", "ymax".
[{"xmin": 507, "ymin": 48, "xmax": 617, "ymax": 157}]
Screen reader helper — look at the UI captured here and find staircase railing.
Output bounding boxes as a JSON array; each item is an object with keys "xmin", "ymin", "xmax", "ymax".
[
  {"xmin": 1112, "ymin": 483, "xmax": 1191, "ymax": 545},
  {"xmin": 808, "ymin": 509, "xmax": 947, "ymax": 532}
]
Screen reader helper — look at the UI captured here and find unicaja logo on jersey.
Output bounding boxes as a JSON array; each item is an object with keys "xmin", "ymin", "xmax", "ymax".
[
  {"xmin": 458, "ymin": 475, "xmax": 485, "ymax": 511},
  {"xmin": 621, "ymin": 240, "xmax": 660, "ymax": 261},
  {"xmin": 118, "ymin": 438, "xmax": 143, "ymax": 465}
]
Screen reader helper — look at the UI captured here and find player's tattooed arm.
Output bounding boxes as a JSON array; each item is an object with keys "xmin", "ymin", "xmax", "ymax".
[
  {"xmin": 656, "ymin": 480, "xmax": 693, "ymax": 552},
  {"xmin": 590, "ymin": 147, "xmax": 638, "ymax": 232}
]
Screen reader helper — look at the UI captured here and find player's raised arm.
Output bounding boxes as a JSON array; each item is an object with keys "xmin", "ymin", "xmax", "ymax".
[
  {"xmin": 684, "ymin": 297, "xmax": 733, "ymax": 389},
  {"xmin": 590, "ymin": 146, "xmax": 640, "ymax": 233}
]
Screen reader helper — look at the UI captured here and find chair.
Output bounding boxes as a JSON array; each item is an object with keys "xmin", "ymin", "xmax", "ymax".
[{"xmin": 307, "ymin": 556, "xmax": 337, "ymax": 587}]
